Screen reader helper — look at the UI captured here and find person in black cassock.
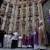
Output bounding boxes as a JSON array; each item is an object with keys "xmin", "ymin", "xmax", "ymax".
[
  {"xmin": 11, "ymin": 32, "xmax": 18, "ymax": 48},
  {"xmin": 0, "ymin": 30, "xmax": 6, "ymax": 47}
]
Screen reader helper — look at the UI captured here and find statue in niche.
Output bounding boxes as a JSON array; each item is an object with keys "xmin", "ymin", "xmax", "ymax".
[
  {"xmin": 16, "ymin": 21, "xmax": 20, "ymax": 32},
  {"xmin": 28, "ymin": 15, "xmax": 32, "ymax": 22},
  {"xmin": 5, "ymin": 21, "xmax": 10, "ymax": 27},
  {"xmin": 22, "ymin": 20, "xmax": 26, "ymax": 29},
  {"xmin": 28, "ymin": 25, "xmax": 33, "ymax": 34},
  {"xmin": 8, "ymin": 8, "xmax": 12, "ymax": 13},
  {"xmin": 4, "ymin": 21, "xmax": 10, "ymax": 33},
  {"xmin": 23, "ymin": 9, "xmax": 26, "ymax": 13},
  {"xmin": 28, "ymin": 19, "xmax": 32, "ymax": 26},
  {"xmin": 8, "ymin": 4, "xmax": 13, "ymax": 13},
  {"xmin": 18, "ymin": 9, "xmax": 20, "ymax": 13},
  {"xmin": 28, "ymin": 18, "xmax": 33, "ymax": 33},
  {"xmin": 29, "ymin": 7, "xmax": 33, "ymax": 18},
  {"xmin": 34, "ymin": 3, "xmax": 39, "ymax": 16},
  {"xmin": 7, "ymin": 10, "xmax": 11, "ymax": 19},
  {"xmin": 29, "ymin": 7, "xmax": 32, "ymax": 12},
  {"xmin": 17, "ymin": 9, "xmax": 20, "ymax": 18},
  {"xmin": 16, "ymin": 21, "xmax": 20, "ymax": 27},
  {"xmin": 7, "ymin": 15, "xmax": 11, "ymax": 18}
]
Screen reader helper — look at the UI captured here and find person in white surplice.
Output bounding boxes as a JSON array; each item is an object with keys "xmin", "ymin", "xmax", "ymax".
[
  {"xmin": 18, "ymin": 35, "xmax": 22, "ymax": 47},
  {"xmin": 3, "ymin": 33, "xmax": 11, "ymax": 48},
  {"xmin": 3, "ymin": 34, "xmax": 7, "ymax": 48}
]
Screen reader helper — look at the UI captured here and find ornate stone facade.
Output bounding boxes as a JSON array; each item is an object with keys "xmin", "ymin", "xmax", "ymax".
[
  {"xmin": 0, "ymin": 0, "xmax": 47, "ymax": 45},
  {"xmin": 0, "ymin": 0, "xmax": 44, "ymax": 33}
]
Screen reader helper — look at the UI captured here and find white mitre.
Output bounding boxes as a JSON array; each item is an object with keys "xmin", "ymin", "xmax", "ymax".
[
  {"xmin": 33, "ymin": 31, "xmax": 36, "ymax": 35},
  {"xmin": 13, "ymin": 32, "xmax": 18, "ymax": 36},
  {"xmin": 4, "ymin": 34, "xmax": 8, "ymax": 38}
]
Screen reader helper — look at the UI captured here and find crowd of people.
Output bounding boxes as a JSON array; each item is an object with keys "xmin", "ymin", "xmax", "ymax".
[
  {"xmin": 0, "ymin": 30, "xmax": 48, "ymax": 49},
  {"xmin": 0, "ymin": 30, "xmax": 39, "ymax": 48},
  {"xmin": 4, "ymin": 32, "xmax": 35, "ymax": 48}
]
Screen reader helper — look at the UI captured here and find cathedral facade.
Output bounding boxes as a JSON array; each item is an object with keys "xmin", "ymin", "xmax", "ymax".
[
  {"xmin": 0, "ymin": 0, "xmax": 47, "ymax": 45},
  {"xmin": 0, "ymin": 0, "xmax": 44, "ymax": 33}
]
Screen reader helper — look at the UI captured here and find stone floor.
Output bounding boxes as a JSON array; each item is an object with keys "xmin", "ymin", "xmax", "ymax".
[
  {"xmin": 0, "ymin": 48, "xmax": 33, "ymax": 50},
  {"xmin": 0, "ymin": 47, "xmax": 50, "ymax": 50}
]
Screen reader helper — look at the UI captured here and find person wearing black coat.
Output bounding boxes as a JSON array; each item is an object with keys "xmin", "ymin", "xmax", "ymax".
[{"xmin": 0, "ymin": 30, "xmax": 6, "ymax": 48}]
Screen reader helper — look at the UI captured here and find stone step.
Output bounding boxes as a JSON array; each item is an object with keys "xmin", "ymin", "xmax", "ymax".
[{"xmin": 0, "ymin": 48, "xmax": 33, "ymax": 50}]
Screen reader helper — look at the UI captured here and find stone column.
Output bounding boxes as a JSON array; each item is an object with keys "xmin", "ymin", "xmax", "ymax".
[
  {"xmin": 25, "ymin": 3, "xmax": 29, "ymax": 35},
  {"xmin": 8, "ymin": 15, "xmax": 14, "ymax": 32},
  {"xmin": 8, "ymin": 4, "xmax": 15, "ymax": 32},
  {"xmin": 19, "ymin": 4, "xmax": 23, "ymax": 35},
  {"xmin": 1, "ymin": 3, "xmax": 9, "ymax": 30},
  {"xmin": 38, "ymin": 3, "xmax": 43, "ymax": 45},
  {"xmin": 32, "ymin": 2, "xmax": 36, "ymax": 31},
  {"xmin": 13, "ymin": 4, "xmax": 18, "ymax": 32}
]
